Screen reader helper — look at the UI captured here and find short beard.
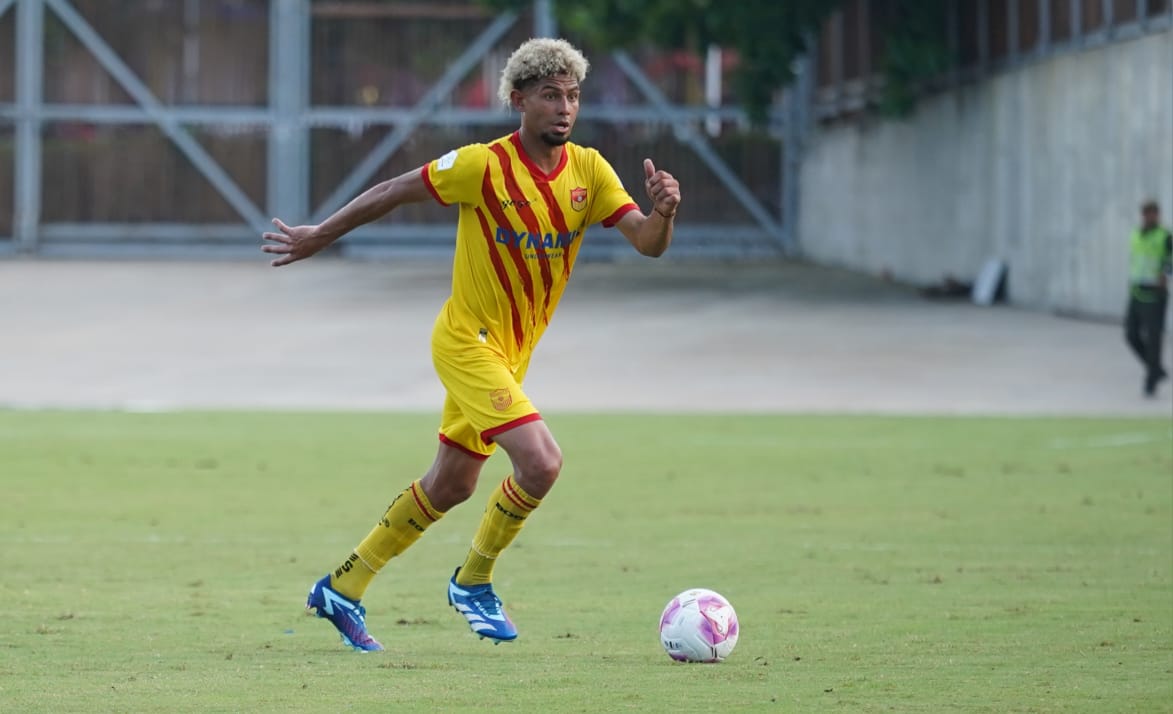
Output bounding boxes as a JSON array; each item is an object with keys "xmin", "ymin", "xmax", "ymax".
[{"xmin": 539, "ymin": 130, "xmax": 571, "ymax": 147}]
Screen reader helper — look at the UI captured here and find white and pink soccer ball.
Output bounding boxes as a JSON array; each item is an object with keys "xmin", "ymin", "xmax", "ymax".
[{"xmin": 658, "ymin": 588, "xmax": 739, "ymax": 663}]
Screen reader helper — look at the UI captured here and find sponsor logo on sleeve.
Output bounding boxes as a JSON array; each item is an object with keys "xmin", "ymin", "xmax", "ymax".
[{"xmin": 436, "ymin": 150, "xmax": 458, "ymax": 171}]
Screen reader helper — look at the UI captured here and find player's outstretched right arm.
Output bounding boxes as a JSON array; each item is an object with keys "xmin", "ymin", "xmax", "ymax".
[{"xmin": 261, "ymin": 167, "xmax": 433, "ymax": 267}]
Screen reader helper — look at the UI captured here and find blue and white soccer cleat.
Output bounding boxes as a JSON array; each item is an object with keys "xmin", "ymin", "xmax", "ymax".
[
  {"xmin": 447, "ymin": 568, "xmax": 518, "ymax": 643},
  {"xmin": 305, "ymin": 575, "xmax": 384, "ymax": 652}
]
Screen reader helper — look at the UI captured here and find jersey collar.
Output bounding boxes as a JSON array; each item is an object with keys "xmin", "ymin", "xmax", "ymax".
[{"xmin": 510, "ymin": 131, "xmax": 568, "ymax": 182}]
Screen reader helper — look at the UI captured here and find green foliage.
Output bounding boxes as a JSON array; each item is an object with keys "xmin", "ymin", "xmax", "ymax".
[
  {"xmin": 873, "ymin": 0, "xmax": 953, "ymax": 116},
  {"xmin": 2, "ymin": 410, "xmax": 1171, "ymax": 711}
]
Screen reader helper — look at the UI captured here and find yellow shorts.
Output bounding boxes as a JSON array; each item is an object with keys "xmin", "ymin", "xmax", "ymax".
[{"xmin": 431, "ymin": 314, "xmax": 540, "ymax": 460}]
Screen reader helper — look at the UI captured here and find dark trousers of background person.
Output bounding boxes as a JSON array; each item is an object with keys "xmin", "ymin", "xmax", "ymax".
[{"xmin": 1125, "ymin": 289, "xmax": 1169, "ymax": 392}]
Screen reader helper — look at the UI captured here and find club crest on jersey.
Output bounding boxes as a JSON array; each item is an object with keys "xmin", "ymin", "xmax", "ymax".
[
  {"xmin": 489, "ymin": 388, "xmax": 513, "ymax": 412},
  {"xmin": 570, "ymin": 187, "xmax": 587, "ymax": 212}
]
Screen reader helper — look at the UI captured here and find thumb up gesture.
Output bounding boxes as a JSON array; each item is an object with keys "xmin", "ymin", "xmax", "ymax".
[{"xmin": 643, "ymin": 159, "xmax": 681, "ymax": 219}]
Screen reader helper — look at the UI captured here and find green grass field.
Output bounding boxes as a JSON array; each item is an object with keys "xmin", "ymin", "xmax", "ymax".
[{"xmin": 1, "ymin": 411, "xmax": 1170, "ymax": 713}]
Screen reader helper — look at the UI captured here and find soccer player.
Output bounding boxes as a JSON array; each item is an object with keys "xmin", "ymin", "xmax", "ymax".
[{"xmin": 262, "ymin": 38, "xmax": 681, "ymax": 651}]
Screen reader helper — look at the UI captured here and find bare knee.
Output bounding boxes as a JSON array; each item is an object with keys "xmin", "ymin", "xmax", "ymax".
[
  {"xmin": 420, "ymin": 463, "xmax": 481, "ymax": 512},
  {"xmin": 493, "ymin": 421, "xmax": 564, "ymax": 499},
  {"xmin": 420, "ymin": 439, "xmax": 493, "ymax": 511},
  {"xmin": 516, "ymin": 446, "xmax": 562, "ymax": 498}
]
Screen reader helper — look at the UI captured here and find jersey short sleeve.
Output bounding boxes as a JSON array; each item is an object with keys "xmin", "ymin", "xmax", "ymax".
[
  {"xmin": 421, "ymin": 144, "xmax": 491, "ymax": 206},
  {"xmin": 584, "ymin": 149, "xmax": 640, "ymax": 228}
]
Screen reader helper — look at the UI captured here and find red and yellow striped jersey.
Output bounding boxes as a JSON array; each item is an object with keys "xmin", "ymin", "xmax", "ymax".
[{"xmin": 422, "ymin": 131, "xmax": 639, "ymax": 366}]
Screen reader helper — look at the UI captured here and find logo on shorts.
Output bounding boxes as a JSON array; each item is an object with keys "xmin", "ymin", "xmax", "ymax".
[
  {"xmin": 490, "ymin": 388, "xmax": 513, "ymax": 412},
  {"xmin": 570, "ymin": 187, "xmax": 587, "ymax": 212}
]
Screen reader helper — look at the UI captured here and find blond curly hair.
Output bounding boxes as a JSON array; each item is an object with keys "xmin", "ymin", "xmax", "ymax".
[{"xmin": 497, "ymin": 38, "xmax": 590, "ymax": 107}]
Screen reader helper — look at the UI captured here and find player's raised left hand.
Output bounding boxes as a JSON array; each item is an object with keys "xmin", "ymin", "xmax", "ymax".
[
  {"xmin": 643, "ymin": 158, "xmax": 681, "ymax": 219},
  {"xmin": 261, "ymin": 218, "xmax": 333, "ymax": 267}
]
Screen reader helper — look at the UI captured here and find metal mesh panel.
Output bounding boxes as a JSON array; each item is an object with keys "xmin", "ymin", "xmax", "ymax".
[
  {"xmin": 1081, "ymin": 0, "xmax": 1107, "ymax": 30},
  {"xmin": 1019, "ymin": 0, "xmax": 1041, "ymax": 51},
  {"xmin": 841, "ymin": 0, "xmax": 866, "ymax": 82},
  {"xmin": 47, "ymin": 0, "xmax": 269, "ymax": 105},
  {"xmin": 959, "ymin": 1, "xmax": 984, "ymax": 65},
  {"xmin": 0, "ymin": 8, "xmax": 12, "ymax": 103},
  {"xmin": 1113, "ymin": 0, "xmax": 1138, "ymax": 22},
  {"xmin": 40, "ymin": 124, "xmax": 265, "ymax": 223},
  {"xmin": 1051, "ymin": 0, "xmax": 1074, "ymax": 42},
  {"xmin": 989, "ymin": 0, "xmax": 1011, "ymax": 60},
  {"xmin": 0, "ymin": 1, "xmax": 787, "ymax": 254},
  {"xmin": 310, "ymin": 1, "xmax": 518, "ymax": 107},
  {"xmin": 42, "ymin": 10, "xmax": 133, "ymax": 105},
  {"xmin": 817, "ymin": 18, "xmax": 838, "ymax": 88},
  {"xmin": 0, "ymin": 122, "xmax": 12, "ymax": 237}
]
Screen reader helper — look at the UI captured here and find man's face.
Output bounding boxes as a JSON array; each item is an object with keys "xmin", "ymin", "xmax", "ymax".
[
  {"xmin": 1142, "ymin": 206, "xmax": 1159, "ymax": 229},
  {"xmin": 514, "ymin": 74, "xmax": 580, "ymax": 147}
]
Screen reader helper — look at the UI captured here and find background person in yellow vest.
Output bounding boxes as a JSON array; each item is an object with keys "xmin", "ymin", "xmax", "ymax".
[{"xmin": 1124, "ymin": 199, "xmax": 1172, "ymax": 396}]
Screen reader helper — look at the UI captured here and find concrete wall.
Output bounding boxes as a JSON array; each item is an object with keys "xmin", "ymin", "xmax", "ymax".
[{"xmin": 799, "ymin": 30, "xmax": 1173, "ymax": 318}]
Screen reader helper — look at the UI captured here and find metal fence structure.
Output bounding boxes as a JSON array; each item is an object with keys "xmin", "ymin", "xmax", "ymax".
[
  {"xmin": 0, "ymin": 0, "xmax": 1167, "ymax": 260},
  {"xmin": 0, "ymin": 0, "xmax": 792, "ymax": 260},
  {"xmin": 813, "ymin": 0, "xmax": 1172, "ymax": 119}
]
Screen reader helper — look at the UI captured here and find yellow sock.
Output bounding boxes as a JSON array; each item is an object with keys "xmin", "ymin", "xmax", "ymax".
[
  {"xmin": 456, "ymin": 475, "xmax": 541, "ymax": 586},
  {"xmin": 330, "ymin": 480, "xmax": 445, "ymax": 600}
]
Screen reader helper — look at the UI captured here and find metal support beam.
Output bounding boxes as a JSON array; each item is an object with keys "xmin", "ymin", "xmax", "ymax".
[
  {"xmin": 1008, "ymin": 0, "xmax": 1020, "ymax": 60},
  {"xmin": 858, "ymin": 0, "xmax": 872, "ymax": 81},
  {"xmin": 14, "ymin": 0, "xmax": 43, "ymax": 252},
  {"xmin": 612, "ymin": 50, "xmax": 784, "ymax": 245},
  {"xmin": 44, "ymin": 0, "xmax": 269, "ymax": 232},
  {"xmin": 0, "ymin": 102, "xmax": 766, "ymax": 126},
  {"xmin": 829, "ymin": 10, "xmax": 844, "ymax": 106},
  {"xmin": 1038, "ymin": 0, "xmax": 1050, "ymax": 53},
  {"xmin": 947, "ymin": 0, "xmax": 961, "ymax": 86},
  {"xmin": 311, "ymin": 11, "xmax": 518, "ymax": 223},
  {"xmin": 533, "ymin": 0, "xmax": 556, "ymax": 37},
  {"xmin": 780, "ymin": 49, "xmax": 815, "ymax": 257},
  {"xmin": 268, "ymin": 0, "xmax": 311, "ymax": 223},
  {"xmin": 978, "ymin": 0, "xmax": 990, "ymax": 71},
  {"xmin": 0, "ymin": 103, "xmax": 272, "ymax": 124},
  {"xmin": 1071, "ymin": 0, "xmax": 1081, "ymax": 41}
]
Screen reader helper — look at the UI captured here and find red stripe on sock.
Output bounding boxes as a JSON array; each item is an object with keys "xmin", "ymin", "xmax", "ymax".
[
  {"xmin": 410, "ymin": 482, "xmax": 438, "ymax": 522},
  {"xmin": 501, "ymin": 487, "xmax": 531, "ymax": 513},
  {"xmin": 502, "ymin": 477, "xmax": 539, "ymax": 511}
]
